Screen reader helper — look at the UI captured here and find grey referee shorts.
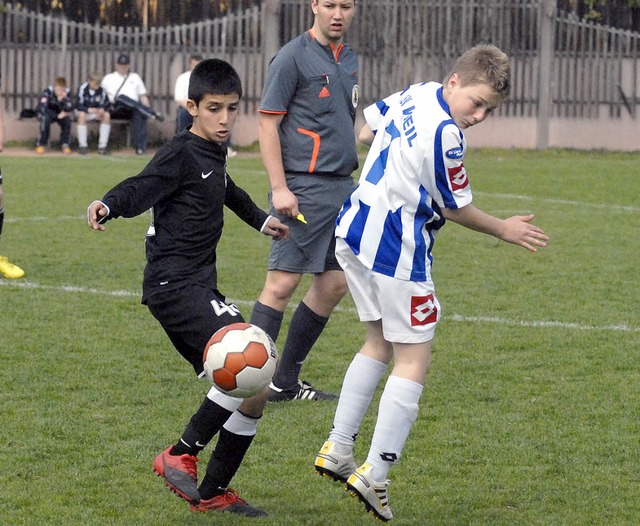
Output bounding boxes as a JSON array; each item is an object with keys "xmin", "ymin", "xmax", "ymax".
[{"xmin": 268, "ymin": 173, "xmax": 355, "ymax": 274}]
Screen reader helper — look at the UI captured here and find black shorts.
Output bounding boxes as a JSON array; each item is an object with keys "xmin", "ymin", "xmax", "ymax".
[{"xmin": 145, "ymin": 284, "xmax": 245, "ymax": 376}]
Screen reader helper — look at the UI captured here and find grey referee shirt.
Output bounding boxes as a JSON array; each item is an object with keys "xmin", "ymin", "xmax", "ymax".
[{"xmin": 260, "ymin": 30, "xmax": 359, "ymax": 177}]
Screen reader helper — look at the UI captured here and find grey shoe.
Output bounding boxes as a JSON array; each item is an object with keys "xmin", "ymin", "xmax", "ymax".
[{"xmin": 268, "ymin": 379, "xmax": 338, "ymax": 402}]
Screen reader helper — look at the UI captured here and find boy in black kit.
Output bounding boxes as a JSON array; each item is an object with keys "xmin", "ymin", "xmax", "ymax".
[{"xmin": 87, "ymin": 59, "xmax": 288, "ymax": 517}]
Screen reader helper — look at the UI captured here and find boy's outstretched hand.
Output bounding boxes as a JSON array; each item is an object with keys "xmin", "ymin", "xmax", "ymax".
[
  {"xmin": 501, "ymin": 214, "xmax": 549, "ymax": 252},
  {"xmin": 87, "ymin": 200, "xmax": 109, "ymax": 231},
  {"xmin": 443, "ymin": 205, "xmax": 548, "ymax": 253},
  {"xmin": 262, "ymin": 216, "xmax": 289, "ymax": 241}
]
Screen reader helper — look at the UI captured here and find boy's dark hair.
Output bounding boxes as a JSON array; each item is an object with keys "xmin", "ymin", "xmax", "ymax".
[{"xmin": 188, "ymin": 59, "xmax": 242, "ymax": 104}]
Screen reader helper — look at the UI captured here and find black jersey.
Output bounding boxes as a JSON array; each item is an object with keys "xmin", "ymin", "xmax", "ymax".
[
  {"xmin": 76, "ymin": 81, "xmax": 110, "ymax": 112},
  {"xmin": 101, "ymin": 131, "xmax": 269, "ymax": 302}
]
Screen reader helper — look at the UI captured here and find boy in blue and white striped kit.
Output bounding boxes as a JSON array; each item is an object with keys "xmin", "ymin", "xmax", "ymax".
[{"xmin": 315, "ymin": 44, "xmax": 549, "ymax": 521}]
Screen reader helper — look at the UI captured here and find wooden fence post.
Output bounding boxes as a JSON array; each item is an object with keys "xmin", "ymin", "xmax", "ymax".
[
  {"xmin": 262, "ymin": 0, "xmax": 280, "ymax": 74},
  {"xmin": 537, "ymin": 0, "xmax": 556, "ymax": 150}
]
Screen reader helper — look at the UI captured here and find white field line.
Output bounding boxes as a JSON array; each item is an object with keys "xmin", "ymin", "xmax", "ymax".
[
  {"xmin": 474, "ymin": 191, "xmax": 640, "ymax": 214},
  {"xmin": 1, "ymin": 279, "xmax": 638, "ymax": 334},
  {"xmin": 4, "ymin": 192, "xmax": 639, "ymax": 225},
  {"xmin": 5, "ymin": 214, "xmax": 86, "ymax": 223}
]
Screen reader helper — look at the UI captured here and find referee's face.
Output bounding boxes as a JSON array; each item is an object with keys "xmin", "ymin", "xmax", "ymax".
[
  {"xmin": 188, "ymin": 93, "xmax": 239, "ymax": 145},
  {"xmin": 311, "ymin": 0, "xmax": 356, "ymax": 45}
]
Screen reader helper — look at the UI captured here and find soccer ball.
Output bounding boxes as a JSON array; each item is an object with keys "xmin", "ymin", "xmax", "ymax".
[{"xmin": 203, "ymin": 322, "xmax": 277, "ymax": 398}]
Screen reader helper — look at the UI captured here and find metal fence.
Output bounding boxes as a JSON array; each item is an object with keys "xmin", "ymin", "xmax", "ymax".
[{"xmin": 0, "ymin": 0, "xmax": 638, "ymax": 124}]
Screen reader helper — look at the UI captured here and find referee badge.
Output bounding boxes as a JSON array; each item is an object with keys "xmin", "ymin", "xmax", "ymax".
[{"xmin": 352, "ymin": 84, "xmax": 360, "ymax": 109}]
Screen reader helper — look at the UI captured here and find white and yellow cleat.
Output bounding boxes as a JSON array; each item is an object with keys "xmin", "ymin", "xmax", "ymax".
[
  {"xmin": 346, "ymin": 463, "xmax": 393, "ymax": 521},
  {"xmin": 0, "ymin": 256, "xmax": 25, "ymax": 279},
  {"xmin": 314, "ymin": 441, "xmax": 356, "ymax": 483}
]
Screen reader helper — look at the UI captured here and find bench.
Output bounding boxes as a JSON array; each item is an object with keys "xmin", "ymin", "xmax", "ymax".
[{"xmin": 19, "ymin": 112, "xmax": 132, "ymax": 149}]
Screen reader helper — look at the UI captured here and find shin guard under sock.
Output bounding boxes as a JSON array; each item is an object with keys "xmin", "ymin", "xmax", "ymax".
[
  {"xmin": 198, "ymin": 427, "xmax": 255, "ymax": 499},
  {"xmin": 170, "ymin": 397, "xmax": 233, "ymax": 456}
]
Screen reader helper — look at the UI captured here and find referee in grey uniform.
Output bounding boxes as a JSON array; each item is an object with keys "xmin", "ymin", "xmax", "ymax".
[{"xmin": 250, "ymin": 0, "xmax": 359, "ymax": 402}]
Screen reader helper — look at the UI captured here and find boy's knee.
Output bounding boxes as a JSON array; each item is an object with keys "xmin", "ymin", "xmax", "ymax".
[
  {"xmin": 262, "ymin": 272, "xmax": 301, "ymax": 304},
  {"xmin": 332, "ymin": 278, "xmax": 349, "ymax": 299},
  {"xmin": 238, "ymin": 385, "xmax": 270, "ymax": 417},
  {"xmin": 313, "ymin": 271, "xmax": 348, "ymax": 301}
]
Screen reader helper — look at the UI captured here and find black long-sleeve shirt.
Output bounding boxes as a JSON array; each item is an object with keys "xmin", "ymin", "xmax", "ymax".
[{"xmin": 101, "ymin": 130, "xmax": 268, "ymax": 302}]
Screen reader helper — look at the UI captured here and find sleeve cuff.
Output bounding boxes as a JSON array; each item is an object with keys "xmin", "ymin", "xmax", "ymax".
[{"xmin": 259, "ymin": 215, "xmax": 272, "ymax": 233}]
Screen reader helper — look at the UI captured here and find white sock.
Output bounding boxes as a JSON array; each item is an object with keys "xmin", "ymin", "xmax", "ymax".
[
  {"xmin": 206, "ymin": 385, "xmax": 242, "ymax": 412},
  {"xmin": 366, "ymin": 375, "xmax": 423, "ymax": 481},
  {"xmin": 328, "ymin": 353, "xmax": 387, "ymax": 451},
  {"xmin": 77, "ymin": 124, "xmax": 88, "ymax": 147},
  {"xmin": 98, "ymin": 123, "xmax": 111, "ymax": 149},
  {"xmin": 223, "ymin": 410, "xmax": 259, "ymax": 437}
]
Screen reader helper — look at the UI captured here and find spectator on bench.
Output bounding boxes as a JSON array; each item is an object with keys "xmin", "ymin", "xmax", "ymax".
[
  {"xmin": 35, "ymin": 76, "xmax": 74, "ymax": 154},
  {"xmin": 101, "ymin": 53, "xmax": 163, "ymax": 155},
  {"xmin": 76, "ymin": 71, "xmax": 112, "ymax": 155}
]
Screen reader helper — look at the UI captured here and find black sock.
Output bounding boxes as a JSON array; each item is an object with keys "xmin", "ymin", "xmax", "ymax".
[
  {"xmin": 170, "ymin": 397, "xmax": 232, "ymax": 457},
  {"xmin": 249, "ymin": 301, "xmax": 284, "ymax": 343},
  {"xmin": 198, "ymin": 428, "xmax": 255, "ymax": 500},
  {"xmin": 271, "ymin": 301, "xmax": 328, "ymax": 389},
  {"xmin": 0, "ymin": 208, "xmax": 4, "ymax": 237}
]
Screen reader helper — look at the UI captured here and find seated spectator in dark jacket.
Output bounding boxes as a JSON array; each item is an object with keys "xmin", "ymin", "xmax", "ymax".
[
  {"xmin": 35, "ymin": 77, "xmax": 74, "ymax": 154},
  {"xmin": 76, "ymin": 71, "xmax": 112, "ymax": 155}
]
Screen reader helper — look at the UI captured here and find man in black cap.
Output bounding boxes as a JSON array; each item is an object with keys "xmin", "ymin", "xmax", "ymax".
[{"xmin": 101, "ymin": 53, "xmax": 163, "ymax": 154}]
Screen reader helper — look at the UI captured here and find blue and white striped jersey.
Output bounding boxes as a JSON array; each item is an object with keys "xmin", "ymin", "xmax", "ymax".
[{"xmin": 336, "ymin": 82, "xmax": 473, "ymax": 282}]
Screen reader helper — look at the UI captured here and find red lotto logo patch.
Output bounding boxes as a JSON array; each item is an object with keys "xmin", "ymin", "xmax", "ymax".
[
  {"xmin": 447, "ymin": 163, "xmax": 469, "ymax": 190},
  {"xmin": 410, "ymin": 294, "xmax": 438, "ymax": 326}
]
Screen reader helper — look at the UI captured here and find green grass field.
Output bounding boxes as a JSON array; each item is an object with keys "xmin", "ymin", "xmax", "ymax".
[{"xmin": 1, "ymin": 149, "xmax": 639, "ymax": 525}]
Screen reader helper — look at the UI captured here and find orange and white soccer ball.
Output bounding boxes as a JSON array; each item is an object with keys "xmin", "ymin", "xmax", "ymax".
[{"xmin": 203, "ymin": 323, "xmax": 277, "ymax": 398}]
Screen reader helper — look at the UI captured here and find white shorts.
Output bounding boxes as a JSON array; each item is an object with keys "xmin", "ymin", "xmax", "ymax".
[
  {"xmin": 78, "ymin": 112, "xmax": 103, "ymax": 122},
  {"xmin": 336, "ymin": 238, "xmax": 441, "ymax": 344}
]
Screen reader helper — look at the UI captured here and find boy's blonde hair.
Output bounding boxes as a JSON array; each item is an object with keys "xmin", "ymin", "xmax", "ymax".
[
  {"xmin": 444, "ymin": 44, "xmax": 511, "ymax": 99},
  {"xmin": 54, "ymin": 77, "xmax": 68, "ymax": 88},
  {"xmin": 88, "ymin": 71, "xmax": 103, "ymax": 83}
]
